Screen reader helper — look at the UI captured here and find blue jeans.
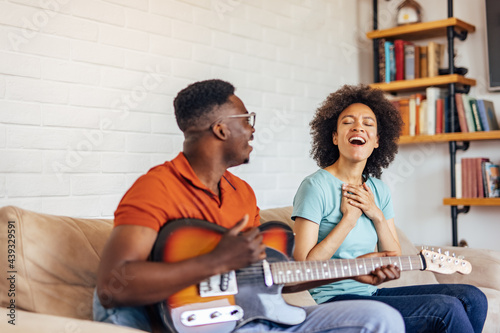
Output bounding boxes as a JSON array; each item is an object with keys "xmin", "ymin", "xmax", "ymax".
[
  {"xmin": 327, "ymin": 284, "xmax": 488, "ymax": 333},
  {"xmin": 93, "ymin": 289, "xmax": 404, "ymax": 332}
]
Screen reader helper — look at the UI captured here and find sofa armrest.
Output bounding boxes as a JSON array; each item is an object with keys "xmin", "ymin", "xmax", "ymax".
[
  {"xmin": 427, "ymin": 246, "xmax": 500, "ymax": 292},
  {"xmin": 0, "ymin": 309, "xmax": 145, "ymax": 333}
]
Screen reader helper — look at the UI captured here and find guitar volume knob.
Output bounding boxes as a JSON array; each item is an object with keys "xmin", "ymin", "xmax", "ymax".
[{"xmin": 210, "ymin": 311, "xmax": 222, "ymax": 319}]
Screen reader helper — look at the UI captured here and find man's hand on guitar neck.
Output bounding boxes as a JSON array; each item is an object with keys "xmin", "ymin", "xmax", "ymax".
[
  {"xmin": 353, "ymin": 251, "xmax": 401, "ymax": 286},
  {"xmin": 208, "ymin": 214, "xmax": 267, "ymax": 275}
]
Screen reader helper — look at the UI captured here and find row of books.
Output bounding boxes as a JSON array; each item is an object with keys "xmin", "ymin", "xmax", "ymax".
[
  {"xmin": 455, "ymin": 94, "xmax": 499, "ymax": 133},
  {"xmin": 456, "ymin": 158, "xmax": 500, "ymax": 198},
  {"xmin": 378, "ymin": 39, "xmax": 444, "ymax": 83},
  {"xmin": 389, "ymin": 89, "xmax": 499, "ymax": 136}
]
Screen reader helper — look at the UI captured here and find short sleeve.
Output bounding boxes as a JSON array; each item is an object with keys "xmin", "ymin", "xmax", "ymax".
[
  {"xmin": 292, "ymin": 176, "xmax": 325, "ymax": 224},
  {"xmin": 114, "ymin": 174, "xmax": 168, "ymax": 231}
]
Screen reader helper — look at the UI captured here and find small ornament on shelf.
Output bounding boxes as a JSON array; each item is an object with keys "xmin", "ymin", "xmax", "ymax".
[{"xmin": 387, "ymin": 0, "xmax": 423, "ymax": 26}]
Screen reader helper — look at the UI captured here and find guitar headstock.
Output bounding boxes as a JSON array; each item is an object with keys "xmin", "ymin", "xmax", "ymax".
[{"xmin": 420, "ymin": 249, "xmax": 472, "ymax": 275}]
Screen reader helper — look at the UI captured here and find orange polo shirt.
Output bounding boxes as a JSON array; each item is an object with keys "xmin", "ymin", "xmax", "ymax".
[{"xmin": 114, "ymin": 152, "xmax": 260, "ymax": 231}]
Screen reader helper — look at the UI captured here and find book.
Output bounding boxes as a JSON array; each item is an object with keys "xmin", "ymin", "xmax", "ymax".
[
  {"xmin": 483, "ymin": 162, "xmax": 500, "ymax": 197},
  {"xmin": 418, "ymin": 98, "xmax": 427, "ymax": 135},
  {"xmin": 414, "ymin": 45, "xmax": 420, "ymax": 79},
  {"xmin": 455, "ymin": 162, "xmax": 462, "ymax": 198},
  {"xmin": 461, "ymin": 158, "xmax": 472, "ymax": 198},
  {"xmin": 476, "ymin": 99, "xmax": 490, "ymax": 131},
  {"xmin": 415, "ymin": 93, "xmax": 423, "ymax": 135},
  {"xmin": 425, "ymin": 87, "xmax": 446, "ymax": 135},
  {"xmin": 419, "ymin": 46, "xmax": 428, "ymax": 78},
  {"xmin": 428, "ymin": 42, "xmax": 444, "ymax": 77},
  {"xmin": 385, "ymin": 41, "xmax": 395, "ymax": 83},
  {"xmin": 469, "ymin": 98, "xmax": 483, "ymax": 131},
  {"xmin": 394, "ymin": 39, "xmax": 406, "ymax": 81},
  {"xmin": 455, "ymin": 93, "xmax": 469, "ymax": 132},
  {"xmin": 398, "ymin": 98, "xmax": 411, "ymax": 136},
  {"xmin": 461, "ymin": 94, "xmax": 476, "ymax": 132},
  {"xmin": 435, "ymin": 98, "xmax": 444, "ymax": 134},
  {"xmin": 483, "ymin": 100, "xmax": 500, "ymax": 130},
  {"xmin": 404, "ymin": 43, "xmax": 416, "ymax": 80},
  {"xmin": 378, "ymin": 39, "xmax": 386, "ymax": 83},
  {"xmin": 475, "ymin": 158, "xmax": 490, "ymax": 197},
  {"xmin": 408, "ymin": 96, "xmax": 416, "ymax": 136}
]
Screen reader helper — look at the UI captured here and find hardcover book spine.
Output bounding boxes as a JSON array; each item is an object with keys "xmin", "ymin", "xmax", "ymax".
[
  {"xmin": 455, "ymin": 94, "xmax": 469, "ymax": 133},
  {"xmin": 394, "ymin": 39, "xmax": 405, "ymax": 81},
  {"xmin": 404, "ymin": 43, "xmax": 415, "ymax": 80},
  {"xmin": 470, "ymin": 99, "xmax": 483, "ymax": 131},
  {"xmin": 419, "ymin": 46, "xmax": 428, "ymax": 78},
  {"xmin": 378, "ymin": 39, "xmax": 386, "ymax": 83},
  {"xmin": 476, "ymin": 99, "xmax": 490, "ymax": 131}
]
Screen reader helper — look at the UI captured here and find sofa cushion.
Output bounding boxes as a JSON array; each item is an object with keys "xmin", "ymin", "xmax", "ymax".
[{"xmin": 0, "ymin": 206, "xmax": 113, "ymax": 320}]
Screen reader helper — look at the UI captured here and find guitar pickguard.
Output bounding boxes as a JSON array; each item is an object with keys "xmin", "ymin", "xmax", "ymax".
[{"xmin": 233, "ymin": 247, "xmax": 306, "ymax": 330}]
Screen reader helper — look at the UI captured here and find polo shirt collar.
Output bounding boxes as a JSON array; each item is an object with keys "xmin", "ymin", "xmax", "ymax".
[{"xmin": 172, "ymin": 152, "xmax": 236, "ymax": 196}]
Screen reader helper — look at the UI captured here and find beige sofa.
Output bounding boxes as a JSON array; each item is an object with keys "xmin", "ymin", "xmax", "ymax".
[{"xmin": 1, "ymin": 205, "xmax": 499, "ymax": 332}]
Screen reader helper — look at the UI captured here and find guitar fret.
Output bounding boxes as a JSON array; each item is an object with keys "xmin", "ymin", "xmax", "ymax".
[{"xmin": 270, "ymin": 254, "xmax": 432, "ymax": 285}]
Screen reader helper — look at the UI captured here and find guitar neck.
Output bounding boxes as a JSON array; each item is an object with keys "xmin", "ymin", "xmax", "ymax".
[{"xmin": 271, "ymin": 255, "xmax": 424, "ymax": 284}]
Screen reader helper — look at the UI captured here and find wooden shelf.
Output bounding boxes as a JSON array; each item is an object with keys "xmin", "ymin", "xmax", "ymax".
[
  {"xmin": 369, "ymin": 74, "xmax": 476, "ymax": 93},
  {"xmin": 443, "ymin": 198, "xmax": 500, "ymax": 206},
  {"xmin": 398, "ymin": 130, "xmax": 500, "ymax": 145},
  {"xmin": 366, "ymin": 18, "xmax": 475, "ymax": 40}
]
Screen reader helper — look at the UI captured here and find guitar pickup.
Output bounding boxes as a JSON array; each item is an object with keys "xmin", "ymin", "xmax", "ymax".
[{"xmin": 199, "ymin": 271, "xmax": 238, "ymax": 297}]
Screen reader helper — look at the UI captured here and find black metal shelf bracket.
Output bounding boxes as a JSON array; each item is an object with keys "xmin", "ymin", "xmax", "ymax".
[
  {"xmin": 457, "ymin": 206, "xmax": 470, "ymax": 215},
  {"xmin": 453, "ymin": 29, "xmax": 468, "ymax": 41},
  {"xmin": 455, "ymin": 85, "xmax": 471, "ymax": 94},
  {"xmin": 455, "ymin": 141, "xmax": 470, "ymax": 151}
]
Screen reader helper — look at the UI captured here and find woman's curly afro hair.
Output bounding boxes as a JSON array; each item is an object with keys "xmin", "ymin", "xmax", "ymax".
[{"xmin": 310, "ymin": 84, "xmax": 403, "ymax": 179}]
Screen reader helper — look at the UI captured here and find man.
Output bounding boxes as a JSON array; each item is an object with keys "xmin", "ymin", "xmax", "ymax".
[{"xmin": 94, "ymin": 79, "xmax": 405, "ymax": 332}]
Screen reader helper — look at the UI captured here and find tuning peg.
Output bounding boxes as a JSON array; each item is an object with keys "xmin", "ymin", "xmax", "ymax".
[
  {"xmin": 437, "ymin": 248, "xmax": 442, "ymax": 254},
  {"xmin": 431, "ymin": 247, "xmax": 435, "ymax": 252},
  {"xmin": 444, "ymin": 251, "xmax": 450, "ymax": 256},
  {"xmin": 458, "ymin": 255, "xmax": 465, "ymax": 260},
  {"xmin": 452, "ymin": 253, "xmax": 456, "ymax": 257}
]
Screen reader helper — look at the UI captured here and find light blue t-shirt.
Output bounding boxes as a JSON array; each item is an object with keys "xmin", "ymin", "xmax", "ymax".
[{"xmin": 292, "ymin": 169, "xmax": 394, "ymax": 304}]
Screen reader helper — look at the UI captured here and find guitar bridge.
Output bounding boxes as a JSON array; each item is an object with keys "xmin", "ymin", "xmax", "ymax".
[
  {"xmin": 199, "ymin": 271, "xmax": 238, "ymax": 297},
  {"xmin": 180, "ymin": 305, "xmax": 244, "ymax": 327}
]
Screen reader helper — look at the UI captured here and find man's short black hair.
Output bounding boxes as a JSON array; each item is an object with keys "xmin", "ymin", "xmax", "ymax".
[{"xmin": 174, "ymin": 79, "xmax": 235, "ymax": 131}]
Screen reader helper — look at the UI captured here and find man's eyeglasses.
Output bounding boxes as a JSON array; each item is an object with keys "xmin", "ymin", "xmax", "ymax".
[{"xmin": 210, "ymin": 112, "xmax": 256, "ymax": 129}]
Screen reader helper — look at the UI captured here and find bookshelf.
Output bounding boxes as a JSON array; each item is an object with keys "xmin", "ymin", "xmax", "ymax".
[
  {"xmin": 398, "ymin": 130, "xmax": 500, "ymax": 144},
  {"xmin": 370, "ymin": 74, "xmax": 476, "ymax": 93},
  {"xmin": 366, "ymin": 17, "xmax": 475, "ymax": 41},
  {"xmin": 443, "ymin": 198, "xmax": 500, "ymax": 206},
  {"xmin": 368, "ymin": 0, "xmax": 499, "ymax": 246}
]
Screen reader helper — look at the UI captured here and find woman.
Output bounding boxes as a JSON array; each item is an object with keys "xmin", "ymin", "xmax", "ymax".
[{"xmin": 292, "ymin": 84, "xmax": 487, "ymax": 333}]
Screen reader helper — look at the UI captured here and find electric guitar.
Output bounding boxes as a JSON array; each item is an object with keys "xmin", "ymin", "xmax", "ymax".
[{"xmin": 151, "ymin": 219, "xmax": 471, "ymax": 333}]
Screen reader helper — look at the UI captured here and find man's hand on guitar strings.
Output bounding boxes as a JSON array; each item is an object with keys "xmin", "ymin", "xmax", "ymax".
[
  {"xmin": 353, "ymin": 251, "xmax": 401, "ymax": 286},
  {"xmin": 209, "ymin": 214, "xmax": 267, "ymax": 274}
]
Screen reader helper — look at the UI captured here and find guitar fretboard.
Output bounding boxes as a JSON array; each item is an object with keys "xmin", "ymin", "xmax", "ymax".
[{"xmin": 271, "ymin": 255, "xmax": 424, "ymax": 284}]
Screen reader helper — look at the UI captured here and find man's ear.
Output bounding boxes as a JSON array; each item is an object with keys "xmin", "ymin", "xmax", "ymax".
[
  {"xmin": 374, "ymin": 134, "xmax": 379, "ymax": 148},
  {"xmin": 212, "ymin": 123, "xmax": 230, "ymax": 140},
  {"xmin": 332, "ymin": 132, "xmax": 338, "ymax": 146}
]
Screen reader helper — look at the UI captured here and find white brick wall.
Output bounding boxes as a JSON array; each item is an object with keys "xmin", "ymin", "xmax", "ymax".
[{"xmin": 0, "ymin": 0, "xmax": 364, "ymax": 218}]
